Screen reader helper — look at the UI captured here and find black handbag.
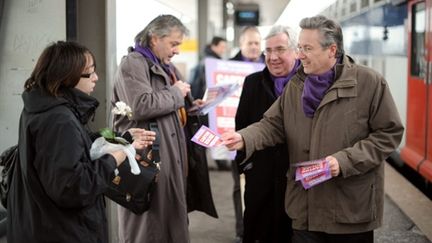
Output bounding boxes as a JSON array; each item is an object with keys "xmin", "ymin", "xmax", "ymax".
[
  {"xmin": 0, "ymin": 145, "xmax": 18, "ymax": 208},
  {"xmin": 104, "ymin": 122, "xmax": 160, "ymax": 215}
]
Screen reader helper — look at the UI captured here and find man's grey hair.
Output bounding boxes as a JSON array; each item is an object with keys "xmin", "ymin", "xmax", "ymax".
[
  {"xmin": 299, "ymin": 15, "xmax": 344, "ymax": 57},
  {"xmin": 134, "ymin": 14, "xmax": 189, "ymax": 47},
  {"xmin": 264, "ymin": 25, "xmax": 298, "ymax": 49}
]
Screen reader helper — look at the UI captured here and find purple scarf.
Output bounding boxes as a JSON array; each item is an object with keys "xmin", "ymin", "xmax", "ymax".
[
  {"xmin": 271, "ymin": 59, "xmax": 301, "ymax": 97},
  {"xmin": 134, "ymin": 43, "xmax": 159, "ymax": 65},
  {"xmin": 301, "ymin": 67, "xmax": 335, "ymax": 118}
]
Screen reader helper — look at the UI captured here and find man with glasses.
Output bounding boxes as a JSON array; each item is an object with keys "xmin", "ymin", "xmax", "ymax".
[
  {"xmin": 222, "ymin": 15, "xmax": 403, "ymax": 243},
  {"xmin": 235, "ymin": 25, "xmax": 299, "ymax": 243}
]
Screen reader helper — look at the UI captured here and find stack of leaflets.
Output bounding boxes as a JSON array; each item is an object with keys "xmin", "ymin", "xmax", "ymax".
[{"xmin": 294, "ymin": 158, "xmax": 332, "ymax": 189}]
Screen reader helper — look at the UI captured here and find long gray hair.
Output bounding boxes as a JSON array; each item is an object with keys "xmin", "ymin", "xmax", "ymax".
[
  {"xmin": 299, "ymin": 15, "xmax": 344, "ymax": 57},
  {"xmin": 134, "ymin": 14, "xmax": 189, "ymax": 47},
  {"xmin": 264, "ymin": 25, "xmax": 298, "ymax": 49}
]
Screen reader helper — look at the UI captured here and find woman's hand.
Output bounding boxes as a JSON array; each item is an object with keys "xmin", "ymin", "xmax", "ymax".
[
  {"xmin": 109, "ymin": 150, "xmax": 127, "ymax": 167},
  {"xmin": 129, "ymin": 128, "xmax": 156, "ymax": 150}
]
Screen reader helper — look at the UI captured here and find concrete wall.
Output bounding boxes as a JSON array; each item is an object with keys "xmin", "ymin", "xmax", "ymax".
[
  {"xmin": 0, "ymin": 0, "xmax": 66, "ymax": 151},
  {"xmin": 0, "ymin": 0, "xmax": 119, "ymax": 241}
]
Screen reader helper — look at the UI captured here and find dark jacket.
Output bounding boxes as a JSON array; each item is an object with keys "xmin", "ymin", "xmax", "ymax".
[
  {"xmin": 190, "ymin": 46, "xmax": 222, "ymax": 99},
  {"xmin": 239, "ymin": 55, "xmax": 404, "ymax": 233},
  {"xmin": 235, "ymin": 68, "xmax": 288, "ymax": 171},
  {"xmin": 8, "ymin": 87, "xmax": 117, "ymax": 243},
  {"xmin": 203, "ymin": 45, "xmax": 221, "ymax": 59},
  {"xmin": 235, "ymin": 68, "xmax": 291, "ymax": 242},
  {"xmin": 230, "ymin": 51, "xmax": 265, "ymax": 63}
]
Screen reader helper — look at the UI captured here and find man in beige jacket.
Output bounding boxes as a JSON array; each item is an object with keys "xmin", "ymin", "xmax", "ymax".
[{"xmin": 222, "ymin": 15, "xmax": 404, "ymax": 243}]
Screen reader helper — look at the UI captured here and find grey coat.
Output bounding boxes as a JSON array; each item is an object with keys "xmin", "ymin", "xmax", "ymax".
[
  {"xmin": 112, "ymin": 52, "xmax": 189, "ymax": 243},
  {"xmin": 239, "ymin": 55, "xmax": 404, "ymax": 234}
]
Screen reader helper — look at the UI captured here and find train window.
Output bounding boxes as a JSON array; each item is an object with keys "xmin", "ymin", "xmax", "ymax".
[
  {"xmin": 361, "ymin": 0, "xmax": 369, "ymax": 9},
  {"xmin": 341, "ymin": 0, "xmax": 348, "ymax": 16},
  {"xmin": 350, "ymin": 1, "xmax": 356, "ymax": 13},
  {"xmin": 410, "ymin": 2, "xmax": 426, "ymax": 78}
]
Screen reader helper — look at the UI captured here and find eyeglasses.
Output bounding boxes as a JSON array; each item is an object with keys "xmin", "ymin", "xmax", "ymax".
[
  {"xmin": 296, "ymin": 46, "xmax": 314, "ymax": 55},
  {"xmin": 263, "ymin": 47, "xmax": 289, "ymax": 56},
  {"xmin": 80, "ymin": 71, "xmax": 96, "ymax": 78}
]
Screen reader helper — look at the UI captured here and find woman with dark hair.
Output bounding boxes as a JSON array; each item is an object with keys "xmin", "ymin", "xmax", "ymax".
[{"xmin": 7, "ymin": 41, "xmax": 155, "ymax": 243}]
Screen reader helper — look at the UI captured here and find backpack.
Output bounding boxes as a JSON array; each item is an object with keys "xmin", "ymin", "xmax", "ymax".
[{"xmin": 0, "ymin": 145, "xmax": 18, "ymax": 208}]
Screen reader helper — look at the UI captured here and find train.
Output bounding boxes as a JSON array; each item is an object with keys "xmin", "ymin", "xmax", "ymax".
[{"xmin": 321, "ymin": 0, "xmax": 432, "ymax": 196}]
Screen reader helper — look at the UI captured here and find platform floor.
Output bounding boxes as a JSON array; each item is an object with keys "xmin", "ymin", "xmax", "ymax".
[
  {"xmin": 189, "ymin": 162, "xmax": 432, "ymax": 243},
  {"xmin": 0, "ymin": 161, "xmax": 430, "ymax": 243}
]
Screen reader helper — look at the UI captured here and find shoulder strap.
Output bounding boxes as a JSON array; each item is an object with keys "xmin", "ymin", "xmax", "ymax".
[{"xmin": 148, "ymin": 122, "xmax": 160, "ymax": 163}]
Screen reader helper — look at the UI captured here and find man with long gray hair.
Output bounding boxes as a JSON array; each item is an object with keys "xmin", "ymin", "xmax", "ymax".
[
  {"xmin": 222, "ymin": 15, "xmax": 403, "ymax": 243},
  {"xmin": 112, "ymin": 14, "xmax": 215, "ymax": 243}
]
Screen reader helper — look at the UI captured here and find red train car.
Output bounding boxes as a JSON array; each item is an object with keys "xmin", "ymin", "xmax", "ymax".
[{"xmin": 401, "ymin": 0, "xmax": 432, "ymax": 184}]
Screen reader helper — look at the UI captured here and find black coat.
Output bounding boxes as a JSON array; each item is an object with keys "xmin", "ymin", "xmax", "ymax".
[
  {"xmin": 235, "ymin": 68, "xmax": 291, "ymax": 243},
  {"xmin": 8, "ymin": 88, "xmax": 117, "ymax": 243},
  {"xmin": 190, "ymin": 46, "xmax": 222, "ymax": 99},
  {"xmin": 229, "ymin": 51, "xmax": 265, "ymax": 63}
]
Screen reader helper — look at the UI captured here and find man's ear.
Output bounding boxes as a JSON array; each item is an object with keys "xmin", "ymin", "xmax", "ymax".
[
  {"xmin": 329, "ymin": 44, "xmax": 337, "ymax": 58},
  {"xmin": 150, "ymin": 35, "xmax": 158, "ymax": 48}
]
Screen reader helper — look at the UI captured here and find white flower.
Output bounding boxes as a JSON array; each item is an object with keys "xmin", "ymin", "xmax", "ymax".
[{"xmin": 112, "ymin": 101, "xmax": 133, "ymax": 119}]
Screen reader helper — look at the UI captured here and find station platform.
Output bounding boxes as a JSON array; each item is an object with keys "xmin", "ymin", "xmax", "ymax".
[
  {"xmin": 0, "ymin": 161, "xmax": 429, "ymax": 243},
  {"xmin": 189, "ymin": 162, "xmax": 432, "ymax": 243}
]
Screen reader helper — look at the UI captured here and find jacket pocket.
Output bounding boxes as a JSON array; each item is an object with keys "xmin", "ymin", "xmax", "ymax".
[
  {"xmin": 334, "ymin": 173, "xmax": 376, "ymax": 223},
  {"xmin": 345, "ymin": 108, "xmax": 370, "ymax": 146}
]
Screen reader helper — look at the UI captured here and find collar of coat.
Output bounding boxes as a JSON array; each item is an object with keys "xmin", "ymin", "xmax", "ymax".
[
  {"xmin": 137, "ymin": 55, "xmax": 173, "ymax": 87},
  {"xmin": 292, "ymin": 55, "xmax": 358, "ymax": 112}
]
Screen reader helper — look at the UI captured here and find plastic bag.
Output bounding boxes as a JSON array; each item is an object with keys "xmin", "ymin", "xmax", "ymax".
[{"xmin": 90, "ymin": 137, "xmax": 140, "ymax": 175}]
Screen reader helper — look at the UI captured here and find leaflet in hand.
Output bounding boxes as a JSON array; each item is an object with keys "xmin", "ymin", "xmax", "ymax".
[
  {"xmin": 189, "ymin": 83, "xmax": 240, "ymax": 115},
  {"xmin": 190, "ymin": 125, "xmax": 222, "ymax": 148},
  {"xmin": 294, "ymin": 158, "xmax": 331, "ymax": 189}
]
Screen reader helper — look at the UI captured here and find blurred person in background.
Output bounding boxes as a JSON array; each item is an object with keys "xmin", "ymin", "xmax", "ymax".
[
  {"xmin": 230, "ymin": 26, "xmax": 265, "ymax": 63},
  {"xmin": 190, "ymin": 36, "xmax": 227, "ymax": 100},
  {"xmin": 189, "ymin": 36, "xmax": 230, "ymax": 172}
]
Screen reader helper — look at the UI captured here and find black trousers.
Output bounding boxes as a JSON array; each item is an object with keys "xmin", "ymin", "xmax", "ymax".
[
  {"xmin": 242, "ymin": 161, "xmax": 291, "ymax": 243},
  {"xmin": 231, "ymin": 159, "xmax": 243, "ymax": 238},
  {"xmin": 292, "ymin": 230, "xmax": 373, "ymax": 243}
]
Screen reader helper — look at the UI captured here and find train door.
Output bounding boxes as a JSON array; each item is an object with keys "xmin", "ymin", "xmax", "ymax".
[
  {"xmin": 423, "ymin": 0, "xmax": 432, "ymax": 181},
  {"xmin": 401, "ymin": 0, "xmax": 432, "ymax": 182}
]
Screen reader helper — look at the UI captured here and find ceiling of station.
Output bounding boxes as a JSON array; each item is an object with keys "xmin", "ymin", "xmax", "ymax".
[
  {"xmin": 232, "ymin": 0, "xmax": 291, "ymax": 26},
  {"xmin": 157, "ymin": 0, "xmax": 291, "ymax": 27}
]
